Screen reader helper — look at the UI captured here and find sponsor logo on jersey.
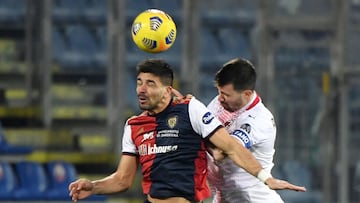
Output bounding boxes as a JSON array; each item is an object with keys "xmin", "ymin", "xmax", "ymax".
[
  {"xmin": 138, "ymin": 144, "xmax": 178, "ymax": 156},
  {"xmin": 232, "ymin": 129, "xmax": 252, "ymax": 149},
  {"xmin": 202, "ymin": 112, "xmax": 215, "ymax": 124},
  {"xmin": 157, "ymin": 129, "xmax": 179, "ymax": 137},
  {"xmin": 141, "ymin": 132, "xmax": 154, "ymax": 143},
  {"xmin": 240, "ymin": 123, "xmax": 251, "ymax": 134},
  {"xmin": 167, "ymin": 116, "xmax": 177, "ymax": 128}
]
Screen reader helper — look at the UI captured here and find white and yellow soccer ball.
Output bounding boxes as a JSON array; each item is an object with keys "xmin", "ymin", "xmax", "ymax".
[{"xmin": 131, "ymin": 9, "xmax": 177, "ymax": 53}]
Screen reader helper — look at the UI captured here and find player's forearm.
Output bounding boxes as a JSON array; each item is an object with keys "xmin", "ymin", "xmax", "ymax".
[
  {"xmin": 227, "ymin": 140, "xmax": 273, "ymax": 183},
  {"xmin": 210, "ymin": 128, "xmax": 262, "ymax": 176},
  {"xmin": 210, "ymin": 127, "xmax": 272, "ymax": 183},
  {"xmin": 91, "ymin": 173, "xmax": 131, "ymax": 194},
  {"xmin": 227, "ymin": 144, "xmax": 262, "ymax": 177}
]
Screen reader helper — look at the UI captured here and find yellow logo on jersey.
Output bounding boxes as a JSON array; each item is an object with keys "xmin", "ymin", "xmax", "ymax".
[{"xmin": 167, "ymin": 116, "xmax": 177, "ymax": 128}]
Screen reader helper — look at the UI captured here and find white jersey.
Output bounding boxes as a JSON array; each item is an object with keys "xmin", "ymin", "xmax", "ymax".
[{"xmin": 207, "ymin": 92, "xmax": 284, "ymax": 203}]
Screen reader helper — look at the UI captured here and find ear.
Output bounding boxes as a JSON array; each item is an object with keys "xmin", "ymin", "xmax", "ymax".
[
  {"xmin": 165, "ymin": 86, "xmax": 173, "ymax": 97},
  {"xmin": 243, "ymin": 89, "xmax": 253, "ymax": 97}
]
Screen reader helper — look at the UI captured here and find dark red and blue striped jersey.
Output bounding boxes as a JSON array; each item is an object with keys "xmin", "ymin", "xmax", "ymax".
[{"xmin": 122, "ymin": 97, "xmax": 223, "ymax": 202}]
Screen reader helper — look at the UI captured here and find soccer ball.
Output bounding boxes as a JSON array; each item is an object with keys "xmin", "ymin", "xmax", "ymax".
[{"xmin": 131, "ymin": 9, "xmax": 177, "ymax": 53}]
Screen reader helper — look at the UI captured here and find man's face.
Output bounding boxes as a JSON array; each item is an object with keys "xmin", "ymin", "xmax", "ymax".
[
  {"xmin": 136, "ymin": 72, "xmax": 169, "ymax": 112},
  {"xmin": 217, "ymin": 83, "xmax": 247, "ymax": 112}
]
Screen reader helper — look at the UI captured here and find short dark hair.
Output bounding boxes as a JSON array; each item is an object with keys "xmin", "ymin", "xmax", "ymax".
[
  {"xmin": 214, "ymin": 58, "xmax": 256, "ymax": 91},
  {"xmin": 136, "ymin": 58, "xmax": 174, "ymax": 86}
]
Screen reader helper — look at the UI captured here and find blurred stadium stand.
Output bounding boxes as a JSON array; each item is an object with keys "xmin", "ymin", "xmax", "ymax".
[
  {"xmin": 0, "ymin": 0, "xmax": 25, "ymax": 27},
  {"xmin": 277, "ymin": 160, "xmax": 322, "ymax": 203},
  {"xmin": 45, "ymin": 160, "xmax": 107, "ymax": 201},
  {"xmin": 13, "ymin": 161, "xmax": 50, "ymax": 200},
  {"xmin": 52, "ymin": 0, "xmax": 106, "ymax": 25},
  {"xmin": 0, "ymin": 122, "xmax": 33, "ymax": 154},
  {"xmin": 93, "ymin": 25, "xmax": 108, "ymax": 68},
  {"xmin": 0, "ymin": 161, "xmax": 18, "ymax": 200},
  {"xmin": 126, "ymin": 0, "xmax": 152, "ymax": 20},
  {"xmin": 0, "ymin": 0, "xmax": 359, "ymax": 202},
  {"xmin": 218, "ymin": 28, "xmax": 252, "ymax": 60},
  {"xmin": 46, "ymin": 160, "xmax": 78, "ymax": 200},
  {"xmin": 82, "ymin": 0, "xmax": 107, "ymax": 25},
  {"xmin": 354, "ymin": 161, "xmax": 360, "ymax": 200},
  {"xmin": 52, "ymin": 0, "xmax": 83, "ymax": 24},
  {"xmin": 0, "ymin": 160, "xmax": 107, "ymax": 201},
  {"xmin": 52, "ymin": 27, "xmax": 67, "ymax": 66},
  {"xmin": 61, "ymin": 25, "xmax": 99, "ymax": 70},
  {"xmin": 200, "ymin": 0, "xmax": 256, "ymax": 28},
  {"xmin": 200, "ymin": 28, "xmax": 220, "ymax": 67}
]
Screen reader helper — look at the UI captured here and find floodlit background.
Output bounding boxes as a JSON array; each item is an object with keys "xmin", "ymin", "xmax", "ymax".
[{"xmin": 0, "ymin": 0, "xmax": 359, "ymax": 202}]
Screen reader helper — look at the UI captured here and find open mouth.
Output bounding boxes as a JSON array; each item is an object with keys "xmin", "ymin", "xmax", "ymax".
[{"xmin": 138, "ymin": 95, "xmax": 148, "ymax": 104}]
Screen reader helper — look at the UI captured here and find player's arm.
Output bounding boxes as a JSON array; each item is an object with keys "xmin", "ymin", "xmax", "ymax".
[
  {"xmin": 205, "ymin": 139, "xmax": 227, "ymax": 161},
  {"xmin": 91, "ymin": 154, "xmax": 138, "ymax": 194},
  {"xmin": 209, "ymin": 127, "xmax": 306, "ymax": 192},
  {"xmin": 69, "ymin": 155, "xmax": 138, "ymax": 202},
  {"xmin": 209, "ymin": 127, "xmax": 261, "ymax": 176},
  {"xmin": 69, "ymin": 155, "xmax": 138, "ymax": 201}
]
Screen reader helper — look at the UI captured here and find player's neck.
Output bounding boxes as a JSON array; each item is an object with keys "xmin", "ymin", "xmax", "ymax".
[
  {"xmin": 147, "ymin": 98, "xmax": 172, "ymax": 116},
  {"xmin": 235, "ymin": 92, "xmax": 256, "ymax": 112},
  {"xmin": 244, "ymin": 92, "xmax": 255, "ymax": 105}
]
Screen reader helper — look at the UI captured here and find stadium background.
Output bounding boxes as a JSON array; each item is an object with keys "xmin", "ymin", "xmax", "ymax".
[{"xmin": 0, "ymin": 0, "xmax": 359, "ymax": 202}]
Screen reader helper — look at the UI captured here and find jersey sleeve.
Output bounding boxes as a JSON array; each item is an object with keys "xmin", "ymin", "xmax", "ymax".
[
  {"xmin": 228, "ymin": 113, "xmax": 256, "ymax": 149},
  {"xmin": 230, "ymin": 127, "xmax": 252, "ymax": 149},
  {"xmin": 188, "ymin": 97, "xmax": 223, "ymax": 139},
  {"xmin": 122, "ymin": 122, "xmax": 137, "ymax": 154}
]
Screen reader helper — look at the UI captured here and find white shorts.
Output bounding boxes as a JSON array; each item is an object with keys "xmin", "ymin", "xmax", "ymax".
[{"xmin": 212, "ymin": 182, "xmax": 284, "ymax": 203}]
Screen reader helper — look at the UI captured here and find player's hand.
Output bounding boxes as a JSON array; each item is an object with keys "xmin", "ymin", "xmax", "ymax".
[
  {"xmin": 265, "ymin": 177, "xmax": 307, "ymax": 192},
  {"xmin": 68, "ymin": 178, "xmax": 94, "ymax": 202},
  {"xmin": 171, "ymin": 88, "xmax": 192, "ymax": 103},
  {"xmin": 171, "ymin": 88, "xmax": 184, "ymax": 98},
  {"xmin": 207, "ymin": 147, "xmax": 227, "ymax": 162}
]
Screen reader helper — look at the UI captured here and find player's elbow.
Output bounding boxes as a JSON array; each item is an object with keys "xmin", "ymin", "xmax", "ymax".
[{"xmin": 211, "ymin": 148, "xmax": 227, "ymax": 161}]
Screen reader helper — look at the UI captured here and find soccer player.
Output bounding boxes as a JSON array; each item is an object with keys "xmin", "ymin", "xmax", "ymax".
[
  {"xmin": 206, "ymin": 58, "xmax": 285, "ymax": 203},
  {"xmin": 68, "ymin": 59, "xmax": 305, "ymax": 203}
]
